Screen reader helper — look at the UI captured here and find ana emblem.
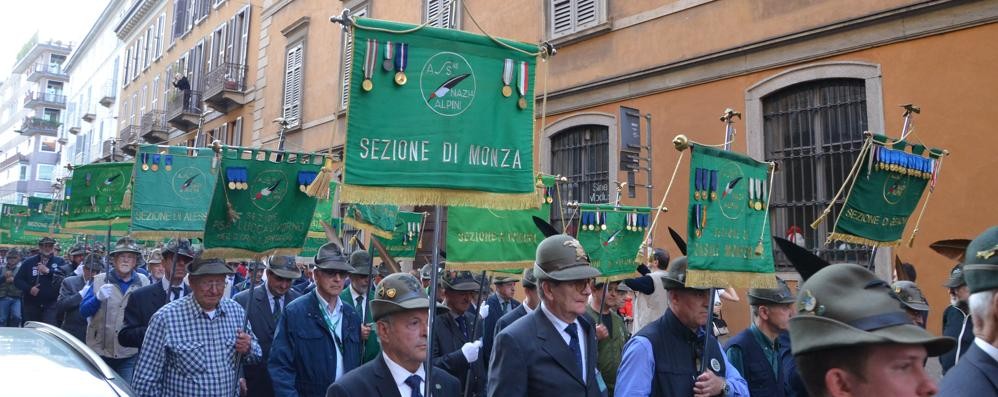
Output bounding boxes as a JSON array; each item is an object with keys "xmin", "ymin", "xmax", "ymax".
[
  {"xmin": 977, "ymin": 244, "xmax": 998, "ymax": 260},
  {"xmin": 386, "ymin": 288, "xmax": 397, "ymax": 299},
  {"xmin": 419, "ymin": 52, "xmax": 477, "ymax": 117},
  {"xmin": 563, "ymin": 239, "xmax": 587, "ymax": 262}
]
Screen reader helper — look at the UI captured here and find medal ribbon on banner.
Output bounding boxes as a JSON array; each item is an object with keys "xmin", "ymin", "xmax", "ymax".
[{"xmin": 362, "ymin": 38, "xmax": 377, "ymax": 92}]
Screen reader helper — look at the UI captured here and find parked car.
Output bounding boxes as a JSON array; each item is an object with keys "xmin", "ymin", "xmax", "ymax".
[{"xmin": 0, "ymin": 321, "xmax": 133, "ymax": 396}]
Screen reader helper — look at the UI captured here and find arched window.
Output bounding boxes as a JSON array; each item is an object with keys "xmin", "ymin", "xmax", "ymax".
[{"xmin": 763, "ymin": 78, "xmax": 871, "ymax": 267}]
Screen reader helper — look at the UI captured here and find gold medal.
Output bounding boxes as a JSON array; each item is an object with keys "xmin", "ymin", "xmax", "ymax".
[
  {"xmin": 546, "ymin": 197, "xmax": 553, "ymax": 204},
  {"xmin": 517, "ymin": 97, "xmax": 527, "ymax": 109},
  {"xmin": 362, "ymin": 79, "xmax": 373, "ymax": 92},
  {"xmin": 600, "ymin": 224, "xmax": 607, "ymax": 231},
  {"xmin": 749, "ymin": 200, "xmax": 755, "ymax": 209},
  {"xmin": 164, "ymin": 164, "xmax": 172, "ymax": 171},
  {"xmin": 142, "ymin": 163, "xmax": 149, "ymax": 171},
  {"xmin": 299, "ymin": 185, "xmax": 307, "ymax": 192},
  {"xmin": 241, "ymin": 182, "xmax": 248, "ymax": 190},
  {"xmin": 501, "ymin": 85, "xmax": 512, "ymax": 97},
  {"xmin": 228, "ymin": 181, "xmax": 236, "ymax": 190},
  {"xmin": 710, "ymin": 192, "xmax": 717, "ymax": 201},
  {"xmin": 755, "ymin": 201, "xmax": 763, "ymax": 211},
  {"xmin": 394, "ymin": 72, "xmax": 407, "ymax": 86},
  {"xmin": 695, "ymin": 229, "xmax": 702, "ymax": 238},
  {"xmin": 151, "ymin": 163, "xmax": 158, "ymax": 171},
  {"xmin": 694, "ymin": 191, "xmax": 701, "ymax": 201}
]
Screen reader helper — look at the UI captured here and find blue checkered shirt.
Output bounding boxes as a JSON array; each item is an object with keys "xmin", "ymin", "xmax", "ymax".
[{"xmin": 132, "ymin": 295, "xmax": 262, "ymax": 397}]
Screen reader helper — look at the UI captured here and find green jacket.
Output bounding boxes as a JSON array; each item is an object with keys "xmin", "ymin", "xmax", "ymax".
[
  {"xmin": 586, "ymin": 305, "xmax": 630, "ymax": 396},
  {"xmin": 341, "ymin": 286, "xmax": 381, "ymax": 363}
]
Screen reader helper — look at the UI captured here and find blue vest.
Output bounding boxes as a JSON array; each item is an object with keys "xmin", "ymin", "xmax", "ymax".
[
  {"xmin": 636, "ymin": 309, "xmax": 726, "ymax": 397},
  {"xmin": 727, "ymin": 328, "xmax": 786, "ymax": 397}
]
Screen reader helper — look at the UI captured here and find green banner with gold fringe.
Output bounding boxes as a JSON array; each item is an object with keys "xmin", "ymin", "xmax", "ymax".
[
  {"xmin": 686, "ymin": 143, "xmax": 776, "ymax": 289},
  {"xmin": 130, "ymin": 145, "xmax": 217, "ymax": 239},
  {"xmin": 25, "ymin": 197, "xmax": 70, "ymax": 237},
  {"xmin": 370, "ymin": 211, "xmax": 424, "ymax": 261},
  {"xmin": 203, "ymin": 147, "xmax": 322, "ymax": 258},
  {"xmin": 0, "ymin": 204, "xmax": 31, "ymax": 246},
  {"xmin": 340, "ymin": 18, "xmax": 540, "ymax": 210},
  {"xmin": 827, "ymin": 135, "xmax": 942, "ymax": 247},
  {"xmin": 307, "ymin": 182, "xmax": 338, "ymax": 239},
  {"xmin": 576, "ymin": 204, "xmax": 651, "ymax": 280},
  {"xmin": 344, "ymin": 204, "xmax": 399, "ymax": 239},
  {"xmin": 65, "ymin": 162, "xmax": 133, "ymax": 229}
]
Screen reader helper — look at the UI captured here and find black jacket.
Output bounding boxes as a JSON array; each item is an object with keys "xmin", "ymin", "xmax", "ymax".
[
  {"xmin": 938, "ymin": 342, "xmax": 998, "ymax": 396},
  {"xmin": 326, "ymin": 354, "xmax": 461, "ymax": 397},
  {"xmin": 233, "ymin": 285, "xmax": 301, "ymax": 397},
  {"xmin": 55, "ymin": 275, "xmax": 88, "ymax": 341},
  {"xmin": 432, "ymin": 310, "xmax": 486, "ymax": 396},
  {"xmin": 14, "ymin": 254, "xmax": 67, "ymax": 305},
  {"xmin": 118, "ymin": 281, "xmax": 188, "ymax": 348}
]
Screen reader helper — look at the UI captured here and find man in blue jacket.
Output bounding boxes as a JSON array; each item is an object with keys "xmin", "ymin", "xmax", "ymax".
[
  {"xmin": 14, "ymin": 237, "xmax": 67, "ymax": 325},
  {"xmin": 270, "ymin": 242, "xmax": 363, "ymax": 397}
]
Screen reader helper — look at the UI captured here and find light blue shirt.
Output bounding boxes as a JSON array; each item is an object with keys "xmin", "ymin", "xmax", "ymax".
[{"xmin": 615, "ymin": 333, "xmax": 749, "ymax": 397}]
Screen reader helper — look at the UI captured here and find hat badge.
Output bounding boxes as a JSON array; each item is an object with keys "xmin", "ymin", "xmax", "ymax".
[
  {"xmin": 386, "ymin": 288, "xmax": 397, "ymax": 299},
  {"xmin": 977, "ymin": 244, "xmax": 998, "ymax": 260},
  {"xmin": 710, "ymin": 358, "xmax": 721, "ymax": 372},
  {"xmin": 798, "ymin": 290, "xmax": 817, "ymax": 314},
  {"xmin": 563, "ymin": 239, "xmax": 586, "ymax": 261}
]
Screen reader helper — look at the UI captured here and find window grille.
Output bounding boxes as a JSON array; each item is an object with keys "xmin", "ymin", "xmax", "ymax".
[{"xmin": 549, "ymin": 124, "xmax": 609, "ymax": 232}]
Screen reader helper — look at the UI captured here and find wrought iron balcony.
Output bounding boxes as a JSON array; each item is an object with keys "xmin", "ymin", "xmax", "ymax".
[
  {"xmin": 16, "ymin": 117, "xmax": 61, "ymax": 136},
  {"xmin": 99, "ymin": 139, "xmax": 126, "ymax": 163},
  {"xmin": 140, "ymin": 110, "xmax": 168, "ymax": 143},
  {"xmin": 26, "ymin": 62, "xmax": 69, "ymax": 83},
  {"xmin": 24, "ymin": 91, "xmax": 66, "ymax": 109},
  {"xmin": 166, "ymin": 89, "xmax": 202, "ymax": 132},
  {"xmin": 204, "ymin": 63, "xmax": 248, "ymax": 113},
  {"xmin": 119, "ymin": 125, "xmax": 140, "ymax": 156}
]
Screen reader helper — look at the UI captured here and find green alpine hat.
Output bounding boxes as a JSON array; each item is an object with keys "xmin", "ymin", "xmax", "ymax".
[
  {"xmin": 748, "ymin": 277, "xmax": 796, "ymax": 305},
  {"xmin": 964, "ymin": 225, "xmax": 998, "ymax": 294},
  {"xmin": 660, "ymin": 256, "xmax": 707, "ymax": 291},
  {"xmin": 267, "ymin": 255, "xmax": 302, "ymax": 279},
  {"xmin": 109, "ymin": 236, "xmax": 142, "ymax": 256},
  {"xmin": 245, "ymin": 261, "xmax": 266, "ymax": 271},
  {"xmin": 38, "ymin": 236, "xmax": 56, "ymax": 245},
  {"xmin": 891, "ymin": 280, "xmax": 929, "ymax": 312},
  {"xmin": 68, "ymin": 244, "xmax": 88, "ymax": 256},
  {"xmin": 81, "ymin": 253, "xmax": 104, "ymax": 271},
  {"xmin": 162, "ymin": 238, "xmax": 196, "ymax": 260},
  {"xmin": 533, "ymin": 234, "xmax": 601, "ymax": 281},
  {"xmin": 444, "ymin": 271, "xmax": 481, "ymax": 291},
  {"xmin": 943, "ymin": 263, "xmax": 966, "ymax": 288},
  {"xmin": 493, "ymin": 275, "xmax": 519, "ymax": 285},
  {"xmin": 521, "ymin": 267, "xmax": 537, "ymax": 289},
  {"xmin": 789, "ymin": 263, "xmax": 954, "ymax": 357},
  {"xmin": 187, "ymin": 257, "xmax": 235, "ymax": 276},
  {"xmin": 146, "ymin": 249, "xmax": 163, "ymax": 264},
  {"xmin": 371, "ymin": 273, "xmax": 448, "ymax": 321},
  {"xmin": 314, "ymin": 242, "xmax": 355, "ymax": 272},
  {"xmin": 348, "ymin": 251, "xmax": 373, "ymax": 276}
]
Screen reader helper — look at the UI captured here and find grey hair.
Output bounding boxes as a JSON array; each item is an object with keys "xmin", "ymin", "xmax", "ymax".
[{"xmin": 969, "ymin": 290, "xmax": 995, "ymax": 320}]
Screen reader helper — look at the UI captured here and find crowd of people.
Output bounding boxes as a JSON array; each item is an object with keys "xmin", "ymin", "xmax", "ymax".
[{"xmin": 0, "ymin": 225, "xmax": 995, "ymax": 397}]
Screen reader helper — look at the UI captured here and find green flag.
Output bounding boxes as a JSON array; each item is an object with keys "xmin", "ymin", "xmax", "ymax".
[
  {"xmin": 447, "ymin": 204, "xmax": 549, "ymax": 271},
  {"xmin": 344, "ymin": 204, "xmax": 399, "ymax": 239},
  {"xmin": 66, "ymin": 162, "xmax": 132, "ymax": 229},
  {"xmin": 0, "ymin": 204, "xmax": 31, "ymax": 246},
  {"xmin": 301, "ymin": 219, "xmax": 342, "ymax": 258},
  {"xmin": 25, "ymin": 197, "xmax": 69, "ymax": 237},
  {"xmin": 686, "ymin": 143, "xmax": 776, "ymax": 288},
  {"xmin": 341, "ymin": 18, "xmax": 540, "ymax": 210},
  {"xmin": 130, "ymin": 145, "xmax": 218, "ymax": 239},
  {"xmin": 203, "ymin": 147, "xmax": 322, "ymax": 258},
  {"xmin": 307, "ymin": 182, "xmax": 338, "ymax": 239},
  {"xmin": 370, "ymin": 211, "xmax": 425, "ymax": 261},
  {"xmin": 576, "ymin": 205, "xmax": 651, "ymax": 279},
  {"xmin": 828, "ymin": 135, "xmax": 942, "ymax": 246}
]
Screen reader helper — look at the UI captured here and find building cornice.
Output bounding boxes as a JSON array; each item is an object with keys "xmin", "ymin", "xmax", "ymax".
[{"xmin": 114, "ymin": 0, "xmax": 161, "ymax": 39}]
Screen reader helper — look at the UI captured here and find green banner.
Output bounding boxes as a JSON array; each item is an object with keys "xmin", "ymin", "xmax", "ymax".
[
  {"xmin": 25, "ymin": 197, "xmax": 69, "ymax": 237},
  {"xmin": 576, "ymin": 206, "xmax": 651, "ymax": 279},
  {"xmin": 203, "ymin": 147, "xmax": 322, "ymax": 258},
  {"xmin": 344, "ymin": 204, "xmax": 399, "ymax": 239},
  {"xmin": 307, "ymin": 182, "xmax": 338, "ymax": 239},
  {"xmin": 0, "ymin": 204, "xmax": 31, "ymax": 246},
  {"xmin": 301, "ymin": 219, "xmax": 341, "ymax": 258},
  {"xmin": 830, "ymin": 136, "xmax": 940, "ymax": 246},
  {"xmin": 686, "ymin": 144, "xmax": 775, "ymax": 288},
  {"xmin": 341, "ymin": 18, "xmax": 540, "ymax": 210},
  {"xmin": 130, "ymin": 145, "xmax": 217, "ymax": 239},
  {"xmin": 447, "ymin": 204, "xmax": 549, "ymax": 270},
  {"xmin": 371, "ymin": 211, "xmax": 424, "ymax": 261},
  {"xmin": 65, "ymin": 162, "xmax": 132, "ymax": 229}
]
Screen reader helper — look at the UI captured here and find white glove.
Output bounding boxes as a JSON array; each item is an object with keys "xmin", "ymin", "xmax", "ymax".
[
  {"xmin": 74, "ymin": 265, "xmax": 84, "ymax": 276},
  {"xmin": 78, "ymin": 284, "xmax": 92, "ymax": 298},
  {"xmin": 461, "ymin": 340, "xmax": 483, "ymax": 363},
  {"xmin": 478, "ymin": 304, "xmax": 489, "ymax": 319},
  {"xmin": 97, "ymin": 283, "xmax": 116, "ymax": 301}
]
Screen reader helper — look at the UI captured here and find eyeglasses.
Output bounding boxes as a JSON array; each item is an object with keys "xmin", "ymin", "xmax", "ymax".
[
  {"xmin": 554, "ymin": 278, "xmax": 594, "ymax": 294},
  {"xmin": 195, "ymin": 280, "xmax": 227, "ymax": 290},
  {"xmin": 317, "ymin": 268, "xmax": 350, "ymax": 278}
]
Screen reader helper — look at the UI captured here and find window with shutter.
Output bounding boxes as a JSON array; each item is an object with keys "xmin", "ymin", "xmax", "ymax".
[
  {"xmin": 283, "ymin": 43, "xmax": 303, "ymax": 128},
  {"xmin": 424, "ymin": 0, "xmax": 458, "ymax": 29},
  {"xmin": 156, "ymin": 14, "xmax": 165, "ymax": 57},
  {"xmin": 548, "ymin": 0, "xmax": 605, "ymax": 40},
  {"xmin": 173, "ymin": 0, "xmax": 188, "ymax": 41},
  {"xmin": 340, "ymin": 6, "xmax": 368, "ymax": 110},
  {"xmin": 122, "ymin": 48, "xmax": 131, "ymax": 87},
  {"xmin": 233, "ymin": 117, "xmax": 243, "ymax": 146},
  {"xmin": 239, "ymin": 7, "xmax": 250, "ymax": 66}
]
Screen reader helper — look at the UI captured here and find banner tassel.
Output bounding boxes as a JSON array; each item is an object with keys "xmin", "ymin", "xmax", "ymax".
[
  {"xmin": 226, "ymin": 200, "xmax": 241, "ymax": 223},
  {"xmin": 121, "ymin": 182, "xmax": 132, "ymax": 209},
  {"xmin": 305, "ymin": 157, "xmax": 334, "ymax": 199}
]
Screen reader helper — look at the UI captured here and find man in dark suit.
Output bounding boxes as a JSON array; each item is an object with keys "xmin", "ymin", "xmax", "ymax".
[
  {"xmin": 432, "ymin": 270, "xmax": 486, "ymax": 397},
  {"xmin": 488, "ymin": 234, "xmax": 604, "ymax": 397},
  {"xmin": 117, "ymin": 239, "xmax": 195, "ymax": 348},
  {"xmin": 234, "ymin": 255, "xmax": 302, "ymax": 397},
  {"xmin": 327, "ymin": 272, "xmax": 458, "ymax": 397},
  {"xmin": 480, "ymin": 275, "xmax": 520, "ymax": 368},
  {"xmin": 940, "ymin": 226, "xmax": 998, "ymax": 396},
  {"xmin": 494, "ymin": 268, "xmax": 539, "ymax": 336},
  {"xmin": 340, "ymin": 251, "xmax": 380, "ymax": 364},
  {"xmin": 14, "ymin": 237, "xmax": 68, "ymax": 325},
  {"xmin": 56, "ymin": 254, "xmax": 103, "ymax": 341}
]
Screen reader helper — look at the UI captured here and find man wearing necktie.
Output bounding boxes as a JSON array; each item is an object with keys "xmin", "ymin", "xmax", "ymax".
[
  {"xmin": 340, "ymin": 251, "xmax": 380, "ymax": 363},
  {"xmin": 235, "ymin": 256, "xmax": 302, "ymax": 397},
  {"xmin": 432, "ymin": 270, "xmax": 486, "ymax": 397},
  {"xmin": 118, "ymin": 239, "xmax": 196, "ymax": 349},
  {"xmin": 327, "ymin": 272, "xmax": 460, "ymax": 397},
  {"xmin": 488, "ymin": 234, "xmax": 604, "ymax": 397},
  {"xmin": 479, "ymin": 275, "xmax": 521, "ymax": 395}
]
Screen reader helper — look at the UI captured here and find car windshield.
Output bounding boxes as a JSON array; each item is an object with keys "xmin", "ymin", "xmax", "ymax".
[{"xmin": 0, "ymin": 328, "xmax": 117, "ymax": 396}]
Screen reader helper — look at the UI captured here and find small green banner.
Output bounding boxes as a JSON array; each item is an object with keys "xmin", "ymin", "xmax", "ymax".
[
  {"xmin": 371, "ymin": 211, "xmax": 425, "ymax": 261},
  {"xmin": 25, "ymin": 197, "xmax": 69, "ymax": 237},
  {"xmin": 686, "ymin": 144, "xmax": 776, "ymax": 289},
  {"xmin": 130, "ymin": 145, "xmax": 218, "ymax": 239},
  {"xmin": 66, "ymin": 162, "xmax": 133, "ymax": 229},
  {"xmin": 576, "ymin": 205, "xmax": 651, "ymax": 279},
  {"xmin": 446, "ymin": 204, "xmax": 549, "ymax": 271},
  {"xmin": 829, "ymin": 136, "xmax": 940, "ymax": 246},
  {"xmin": 344, "ymin": 204, "xmax": 399, "ymax": 239},
  {"xmin": 341, "ymin": 18, "xmax": 540, "ymax": 210},
  {"xmin": 307, "ymin": 182, "xmax": 338, "ymax": 239},
  {"xmin": 0, "ymin": 204, "xmax": 31, "ymax": 246},
  {"xmin": 203, "ymin": 147, "xmax": 322, "ymax": 258}
]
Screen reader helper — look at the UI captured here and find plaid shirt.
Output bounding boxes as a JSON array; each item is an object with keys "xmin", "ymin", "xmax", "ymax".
[{"xmin": 132, "ymin": 295, "xmax": 262, "ymax": 397}]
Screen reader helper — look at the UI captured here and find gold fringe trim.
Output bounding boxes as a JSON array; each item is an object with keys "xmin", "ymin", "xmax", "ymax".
[
  {"xmin": 340, "ymin": 184, "xmax": 542, "ymax": 211},
  {"xmin": 23, "ymin": 231, "xmax": 73, "ymax": 238},
  {"xmin": 827, "ymin": 232, "xmax": 900, "ymax": 248},
  {"xmin": 201, "ymin": 247, "xmax": 302, "ymax": 260},
  {"xmin": 306, "ymin": 231, "xmax": 327, "ymax": 239},
  {"xmin": 685, "ymin": 270, "xmax": 778, "ymax": 289},
  {"xmin": 305, "ymin": 158, "xmax": 334, "ymax": 199},
  {"xmin": 65, "ymin": 218, "xmax": 130, "ymax": 229},
  {"xmin": 130, "ymin": 230, "xmax": 205, "ymax": 240},
  {"xmin": 343, "ymin": 217, "xmax": 394, "ymax": 239},
  {"xmin": 445, "ymin": 260, "xmax": 535, "ymax": 271},
  {"xmin": 604, "ymin": 273, "xmax": 639, "ymax": 282}
]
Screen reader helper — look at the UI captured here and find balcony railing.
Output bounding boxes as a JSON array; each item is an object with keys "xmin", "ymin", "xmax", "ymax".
[
  {"xmin": 99, "ymin": 82, "xmax": 116, "ymax": 107},
  {"xmin": 119, "ymin": 125, "xmax": 140, "ymax": 156},
  {"xmin": 26, "ymin": 62, "xmax": 69, "ymax": 83},
  {"xmin": 204, "ymin": 63, "xmax": 248, "ymax": 113},
  {"xmin": 23, "ymin": 91, "xmax": 67, "ymax": 108},
  {"xmin": 140, "ymin": 110, "xmax": 169, "ymax": 143},
  {"xmin": 17, "ymin": 117, "xmax": 61, "ymax": 136},
  {"xmin": 166, "ymin": 89, "xmax": 202, "ymax": 132},
  {"xmin": 100, "ymin": 139, "xmax": 126, "ymax": 162}
]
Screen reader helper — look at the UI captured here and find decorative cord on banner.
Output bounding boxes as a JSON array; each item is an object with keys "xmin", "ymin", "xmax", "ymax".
[
  {"xmin": 810, "ymin": 135, "xmax": 873, "ymax": 231},
  {"xmin": 634, "ymin": 136, "xmax": 687, "ymax": 263},
  {"xmin": 907, "ymin": 151, "xmax": 947, "ymax": 247},
  {"xmin": 754, "ymin": 162, "xmax": 777, "ymax": 256}
]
